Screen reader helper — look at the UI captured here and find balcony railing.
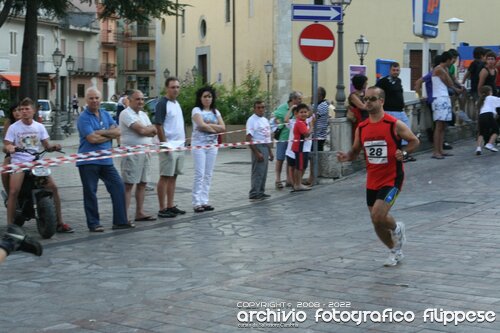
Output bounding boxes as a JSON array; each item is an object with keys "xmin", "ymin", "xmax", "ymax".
[
  {"xmin": 123, "ymin": 25, "xmax": 155, "ymax": 39},
  {"xmin": 100, "ymin": 63, "xmax": 116, "ymax": 77},
  {"xmin": 101, "ymin": 31, "xmax": 117, "ymax": 45},
  {"xmin": 125, "ymin": 59, "xmax": 155, "ymax": 71},
  {"xmin": 74, "ymin": 57, "xmax": 99, "ymax": 73}
]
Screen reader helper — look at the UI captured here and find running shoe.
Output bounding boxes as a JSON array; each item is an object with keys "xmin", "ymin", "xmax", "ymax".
[
  {"xmin": 485, "ymin": 143, "xmax": 498, "ymax": 152},
  {"xmin": 392, "ymin": 222, "xmax": 406, "ymax": 252},
  {"xmin": 384, "ymin": 250, "xmax": 404, "ymax": 267}
]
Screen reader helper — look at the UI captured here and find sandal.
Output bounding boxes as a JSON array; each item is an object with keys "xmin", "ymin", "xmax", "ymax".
[
  {"xmin": 202, "ymin": 205, "xmax": 215, "ymax": 211},
  {"xmin": 275, "ymin": 181, "xmax": 284, "ymax": 189},
  {"xmin": 193, "ymin": 206, "xmax": 205, "ymax": 213}
]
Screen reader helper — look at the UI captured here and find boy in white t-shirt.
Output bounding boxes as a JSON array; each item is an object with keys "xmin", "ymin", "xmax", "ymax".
[{"xmin": 4, "ymin": 98, "xmax": 73, "ymax": 233}]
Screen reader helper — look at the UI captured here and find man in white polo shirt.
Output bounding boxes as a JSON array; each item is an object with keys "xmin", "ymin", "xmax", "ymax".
[
  {"xmin": 119, "ymin": 89, "xmax": 157, "ymax": 221},
  {"xmin": 154, "ymin": 77, "xmax": 187, "ymax": 218},
  {"xmin": 246, "ymin": 100, "xmax": 274, "ymax": 201}
]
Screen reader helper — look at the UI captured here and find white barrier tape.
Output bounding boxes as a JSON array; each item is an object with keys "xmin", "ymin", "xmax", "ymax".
[{"xmin": 1, "ymin": 137, "xmax": 325, "ymax": 174}]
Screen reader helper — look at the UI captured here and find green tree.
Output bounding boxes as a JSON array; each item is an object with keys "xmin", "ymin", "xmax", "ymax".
[{"xmin": 0, "ymin": 0, "xmax": 183, "ymax": 102}]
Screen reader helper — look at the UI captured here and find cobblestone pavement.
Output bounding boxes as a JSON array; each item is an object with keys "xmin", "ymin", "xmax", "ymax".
[{"xmin": 1, "ymin": 134, "xmax": 500, "ymax": 333}]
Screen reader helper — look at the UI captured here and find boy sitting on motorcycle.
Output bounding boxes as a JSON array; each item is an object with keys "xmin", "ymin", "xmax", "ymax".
[{"xmin": 3, "ymin": 97, "xmax": 73, "ymax": 234}]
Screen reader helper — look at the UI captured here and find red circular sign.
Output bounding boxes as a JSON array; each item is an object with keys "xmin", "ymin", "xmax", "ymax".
[{"xmin": 298, "ymin": 24, "xmax": 335, "ymax": 62}]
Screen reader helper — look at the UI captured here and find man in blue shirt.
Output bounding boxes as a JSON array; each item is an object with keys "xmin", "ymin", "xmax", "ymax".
[{"xmin": 77, "ymin": 87, "xmax": 135, "ymax": 232}]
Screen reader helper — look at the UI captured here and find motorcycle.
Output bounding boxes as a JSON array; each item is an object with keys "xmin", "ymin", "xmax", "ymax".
[{"xmin": 2, "ymin": 147, "xmax": 62, "ymax": 239}]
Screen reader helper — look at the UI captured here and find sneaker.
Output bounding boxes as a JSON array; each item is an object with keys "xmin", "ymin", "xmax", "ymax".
[
  {"xmin": 443, "ymin": 142, "xmax": 453, "ymax": 150},
  {"xmin": 249, "ymin": 196, "xmax": 264, "ymax": 202},
  {"xmin": 476, "ymin": 147, "xmax": 482, "ymax": 155},
  {"xmin": 168, "ymin": 206, "xmax": 186, "ymax": 215},
  {"xmin": 56, "ymin": 223, "xmax": 74, "ymax": 233},
  {"xmin": 158, "ymin": 208, "xmax": 177, "ymax": 218},
  {"xmin": 4, "ymin": 225, "xmax": 43, "ymax": 256},
  {"xmin": 261, "ymin": 194, "xmax": 271, "ymax": 199},
  {"xmin": 384, "ymin": 250, "xmax": 404, "ymax": 267},
  {"xmin": 485, "ymin": 143, "xmax": 498, "ymax": 152},
  {"xmin": 392, "ymin": 222, "xmax": 406, "ymax": 252}
]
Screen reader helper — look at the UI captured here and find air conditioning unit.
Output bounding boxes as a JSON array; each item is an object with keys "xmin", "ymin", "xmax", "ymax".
[{"xmin": 127, "ymin": 75, "xmax": 137, "ymax": 82}]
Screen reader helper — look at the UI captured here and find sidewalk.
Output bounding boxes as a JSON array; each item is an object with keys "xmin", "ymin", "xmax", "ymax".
[{"xmin": 1, "ymin": 134, "xmax": 500, "ymax": 332}]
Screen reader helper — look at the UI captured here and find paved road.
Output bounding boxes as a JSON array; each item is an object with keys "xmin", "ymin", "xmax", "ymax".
[{"xmin": 1, "ymin": 134, "xmax": 500, "ymax": 333}]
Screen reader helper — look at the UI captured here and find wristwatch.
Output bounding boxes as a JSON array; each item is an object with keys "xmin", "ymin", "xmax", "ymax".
[{"xmin": 402, "ymin": 151, "xmax": 408, "ymax": 158}]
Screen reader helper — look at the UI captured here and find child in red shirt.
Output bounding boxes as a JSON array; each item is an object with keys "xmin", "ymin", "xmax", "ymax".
[{"xmin": 292, "ymin": 104, "xmax": 315, "ymax": 191}]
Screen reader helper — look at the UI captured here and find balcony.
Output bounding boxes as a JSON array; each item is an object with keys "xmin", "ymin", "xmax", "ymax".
[
  {"xmin": 74, "ymin": 57, "xmax": 99, "ymax": 74},
  {"xmin": 124, "ymin": 59, "xmax": 155, "ymax": 72},
  {"xmin": 100, "ymin": 63, "xmax": 116, "ymax": 77},
  {"xmin": 37, "ymin": 60, "xmax": 55, "ymax": 74},
  {"xmin": 123, "ymin": 25, "xmax": 155, "ymax": 41},
  {"xmin": 101, "ymin": 31, "xmax": 117, "ymax": 46}
]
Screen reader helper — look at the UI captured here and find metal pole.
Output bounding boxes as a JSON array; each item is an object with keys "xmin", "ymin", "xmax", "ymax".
[
  {"xmin": 335, "ymin": 20, "xmax": 347, "ymax": 118},
  {"xmin": 422, "ymin": 37, "xmax": 429, "ymax": 76},
  {"xmin": 67, "ymin": 71, "xmax": 73, "ymax": 133},
  {"xmin": 360, "ymin": 55, "xmax": 364, "ymax": 65},
  {"xmin": 266, "ymin": 73, "xmax": 270, "ymax": 118},
  {"xmin": 52, "ymin": 67, "xmax": 64, "ymax": 140},
  {"xmin": 312, "ymin": 62, "xmax": 319, "ymax": 185}
]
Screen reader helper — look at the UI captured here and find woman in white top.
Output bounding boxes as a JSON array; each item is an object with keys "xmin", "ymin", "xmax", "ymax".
[
  {"xmin": 475, "ymin": 86, "xmax": 500, "ymax": 155},
  {"xmin": 191, "ymin": 86, "xmax": 226, "ymax": 212}
]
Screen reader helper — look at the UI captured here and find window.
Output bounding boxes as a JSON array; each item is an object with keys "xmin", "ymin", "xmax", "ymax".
[
  {"xmin": 249, "ymin": 0, "xmax": 254, "ymax": 17},
  {"xmin": 199, "ymin": 18, "xmax": 207, "ymax": 40},
  {"xmin": 37, "ymin": 35, "xmax": 45, "ymax": 56},
  {"xmin": 181, "ymin": 9, "xmax": 185, "ymax": 34},
  {"xmin": 77, "ymin": 84, "xmax": 85, "ymax": 98},
  {"xmin": 225, "ymin": 0, "xmax": 231, "ymax": 22},
  {"xmin": 9, "ymin": 31, "xmax": 17, "ymax": 55}
]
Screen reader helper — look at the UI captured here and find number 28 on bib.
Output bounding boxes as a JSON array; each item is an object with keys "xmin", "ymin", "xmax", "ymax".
[{"xmin": 364, "ymin": 140, "xmax": 388, "ymax": 164}]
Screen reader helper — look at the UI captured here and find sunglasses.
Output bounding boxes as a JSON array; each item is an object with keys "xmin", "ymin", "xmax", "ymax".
[{"xmin": 363, "ymin": 96, "xmax": 380, "ymax": 102}]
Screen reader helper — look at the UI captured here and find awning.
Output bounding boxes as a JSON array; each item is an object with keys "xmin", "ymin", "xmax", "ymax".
[{"xmin": 0, "ymin": 73, "xmax": 20, "ymax": 87}]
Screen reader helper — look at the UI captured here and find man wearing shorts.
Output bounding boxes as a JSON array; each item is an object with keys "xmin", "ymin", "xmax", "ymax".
[
  {"xmin": 337, "ymin": 87, "xmax": 419, "ymax": 266},
  {"xmin": 431, "ymin": 52, "xmax": 461, "ymax": 159},
  {"xmin": 154, "ymin": 77, "xmax": 186, "ymax": 218},
  {"xmin": 119, "ymin": 89, "xmax": 157, "ymax": 221}
]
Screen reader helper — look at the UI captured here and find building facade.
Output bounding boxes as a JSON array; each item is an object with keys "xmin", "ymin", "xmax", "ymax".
[{"xmin": 156, "ymin": 0, "xmax": 500, "ymax": 107}]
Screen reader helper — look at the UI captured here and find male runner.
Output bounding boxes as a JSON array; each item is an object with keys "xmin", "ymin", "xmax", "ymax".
[{"xmin": 337, "ymin": 87, "xmax": 419, "ymax": 266}]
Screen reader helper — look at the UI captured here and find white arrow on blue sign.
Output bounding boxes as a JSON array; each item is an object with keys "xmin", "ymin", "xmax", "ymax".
[{"xmin": 292, "ymin": 4, "xmax": 343, "ymax": 22}]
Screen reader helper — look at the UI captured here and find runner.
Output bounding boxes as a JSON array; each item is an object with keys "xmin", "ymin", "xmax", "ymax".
[{"xmin": 337, "ymin": 86, "xmax": 419, "ymax": 266}]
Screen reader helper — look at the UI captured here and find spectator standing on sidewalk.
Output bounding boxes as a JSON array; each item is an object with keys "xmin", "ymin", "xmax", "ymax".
[
  {"xmin": 273, "ymin": 91, "xmax": 302, "ymax": 189},
  {"xmin": 475, "ymin": 86, "xmax": 500, "ymax": 155},
  {"xmin": 337, "ymin": 86, "xmax": 419, "ymax": 266},
  {"xmin": 77, "ymin": 87, "xmax": 134, "ymax": 232},
  {"xmin": 154, "ymin": 77, "xmax": 187, "ymax": 218},
  {"xmin": 376, "ymin": 62, "xmax": 416, "ymax": 162},
  {"xmin": 119, "ymin": 89, "xmax": 157, "ymax": 222},
  {"xmin": 191, "ymin": 86, "xmax": 226, "ymax": 213},
  {"xmin": 462, "ymin": 47, "xmax": 486, "ymax": 101},
  {"xmin": 292, "ymin": 104, "xmax": 315, "ymax": 192},
  {"xmin": 431, "ymin": 52, "xmax": 461, "ymax": 159},
  {"xmin": 247, "ymin": 100, "xmax": 274, "ymax": 201}
]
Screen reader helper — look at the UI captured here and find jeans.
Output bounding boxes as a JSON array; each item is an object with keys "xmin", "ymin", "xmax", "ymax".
[
  {"xmin": 386, "ymin": 111, "xmax": 410, "ymax": 145},
  {"xmin": 192, "ymin": 147, "xmax": 218, "ymax": 207},
  {"xmin": 78, "ymin": 164, "xmax": 127, "ymax": 229}
]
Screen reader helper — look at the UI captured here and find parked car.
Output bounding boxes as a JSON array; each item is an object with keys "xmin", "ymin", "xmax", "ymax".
[
  {"xmin": 100, "ymin": 101, "xmax": 118, "ymax": 120},
  {"xmin": 37, "ymin": 99, "xmax": 55, "ymax": 122}
]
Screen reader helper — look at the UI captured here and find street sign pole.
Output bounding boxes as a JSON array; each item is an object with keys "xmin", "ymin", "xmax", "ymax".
[{"xmin": 311, "ymin": 62, "xmax": 319, "ymax": 185}]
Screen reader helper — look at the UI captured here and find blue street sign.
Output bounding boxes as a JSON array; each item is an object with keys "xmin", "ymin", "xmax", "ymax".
[
  {"xmin": 413, "ymin": 0, "xmax": 440, "ymax": 38},
  {"xmin": 292, "ymin": 4, "xmax": 343, "ymax": 22}
]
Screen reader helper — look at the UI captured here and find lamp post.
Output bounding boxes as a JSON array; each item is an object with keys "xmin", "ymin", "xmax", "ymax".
[
  {"xmin": 331, "ymin": 0, "xmax": 352, "ymax": 118},
  {"xmin": 65, "ymin": 55, "xmax": 75, "ymax": 133},
  {"xmin": 444, "ymin": 17, "xmax": 464, "ymax": 48},
  {"xmin": 51, "ymin": 48, "xmax": 65, "ymax": 140},
  {"xmin": 191, "ymin": 65, "xmax": 198, "ymax": 82},
  {"xmin": 163, "ymin": 68, "xmax": 170, "ymax": 79},
  {"xmin": 354, "ymin": 34, "xmax": 369, "ymax": 65},
  {"xmin": 264, "ymin": 60, "xmax": 273, "ymax": 118}
]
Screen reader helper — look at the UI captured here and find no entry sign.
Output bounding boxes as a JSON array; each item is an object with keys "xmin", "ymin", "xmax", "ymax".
[{"xmin": 298, "ymin": 24, "xmax": 335, "ymax": 62}]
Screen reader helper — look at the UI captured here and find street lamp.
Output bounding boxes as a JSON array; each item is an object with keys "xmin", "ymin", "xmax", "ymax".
[
  {"xmin": 444, "ymin": 17, "xmax": 464, "ymax": 48},
  {"xmin": 191, "ymin": 65, "xmax": 198, "ymax": 82},
  {"xmin": 163, "ymin": 68, "xmax": 170, "ymax": 79},
  {"xmin": 51, "ymin": 48, "xmax": 65, "ymax": 140},
  {"xmin": 65, "ymin": 55, "xmax": 75, "ymax": 134},
  {"xmin": 354, "ymin": 34, "xmax": 369, "ymax": 65},
  {"xmin": 331, "ymin": 0, "xmax": 352, "ymax": 118},
  {"xmin": 264, "ymin": 60, "xmax": 273, "ymax": 117}
]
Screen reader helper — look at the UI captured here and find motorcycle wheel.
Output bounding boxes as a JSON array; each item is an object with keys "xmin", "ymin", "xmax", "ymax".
[
  {"xmin": 36, "ymin": 196, "xmax": 57, "ymax": 239},
  {"xmin": 13, "ymin": 212, "xmax": 25, "ymax": 226}
]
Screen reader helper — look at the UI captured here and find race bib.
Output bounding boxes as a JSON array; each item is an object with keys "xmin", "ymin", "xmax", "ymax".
[{"xmin": 364, "ymin": 140, "xmax": 388, "ymax": 164}]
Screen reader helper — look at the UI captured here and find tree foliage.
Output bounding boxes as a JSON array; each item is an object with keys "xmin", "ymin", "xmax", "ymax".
[{"xmin": 0, "ymin": 0, "xmax": 183, "ymax": 103}]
